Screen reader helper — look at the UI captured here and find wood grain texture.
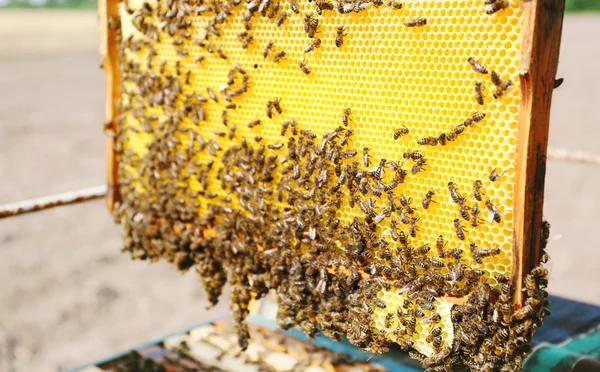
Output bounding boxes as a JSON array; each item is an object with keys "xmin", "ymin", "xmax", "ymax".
[
  {"xmin": 513, "ymin": 0, "xmax": 565, "ymax": 306},
  {"xmin": 99, "ymin": 0, "xmax": 122, "ymax": 213}
]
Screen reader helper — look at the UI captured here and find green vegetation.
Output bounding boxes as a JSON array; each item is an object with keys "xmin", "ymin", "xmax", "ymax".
[{"xmin": 566, "ymin": 0, "xmax": 600, "ymax": 11}]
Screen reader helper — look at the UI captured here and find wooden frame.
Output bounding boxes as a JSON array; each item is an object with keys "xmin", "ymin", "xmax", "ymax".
[
  {"xmin": 100, "ymin": 0, "xmax": 567, "ymax": 307},
  {"xmin": 99, "ymin": 0, "xmax": 122, "ymax": 214},
  {"xmin": 513, "ymin": 0, "xmax": 565, "ymax": 305}
]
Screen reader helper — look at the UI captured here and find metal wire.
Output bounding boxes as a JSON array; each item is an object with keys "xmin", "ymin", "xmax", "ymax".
[
  {"xmin": 0, "ymin": 147, "xmax": 597, "ymax": 220},
  {"xmin": 547, "ymin": 147, "xmax": 600, "ymax": 166},
  {"xmin": 0, "ymin": 185, "xmax": 107, "ymax": 219}
]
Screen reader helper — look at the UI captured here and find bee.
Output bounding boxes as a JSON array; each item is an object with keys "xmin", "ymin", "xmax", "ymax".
[
  {"xmin": 298, "ymin": 59, "xmax": 310, "ymax": 74},
  {"xmin": 423, "ymin": 313, "xmax": 441, "ymax": 325},
  {"xmin": 384, "ymin": 313, "xmax": 394, "ymax": 328},
  {"xmin": 435, "ymin": 133, "xmax": 448, "ymax": 147},
  {"xmin": 228, "ymin": 124, "xmax": 237, "ymax": 139},
  {"xmin": 478, "ymin": 247, "xmax": 501, "ymax": 260},
  {"xmin": 452, "ymin": 124, "xmax": 466, "ymax": 139},
  {"xmin": 399, "ymin": 194, "xmax": 415, "ymax": 214},
  {"xmin": 493, "ymin": 79, "xmax": 513, "ymax": 99},
  {"xmin": 404, "ymin": 17, "xmax": 427, "ymax": 27},
  {"xmin": 436, "ymin": 235, "xmax": 446, "ymax": 257},
  {"xmin": 268, "ymin": 142, "xmax": 284, "ymax": 150},
  {"xmin": 374, "ymin": 299, "xmax": 387, "ymax": 309},
  {"xmin": 422, "ymin": 190, "xmax": 435, "ymax": 209},
  {"xmin": 486, "ymin": 0, "xmax": 509, "ymax": 14},
  {"xmin": 267, "ymin": 2, "xmax": 280, "ymax": 18},
  {"xmin": 273, "ymin": 50, "xmax": 286, "ymax": 62},
  {"xmin": 221, "ymin": 110, "xmax": 228, "ymax": 126},
  {"xmin": 475, "ymin": 81, "xmax": 485, "ymax": 105},
  {"xmin": 408, "ymin": 157, "xmax": 425, "ymax": 175},
  {"xmin": 290, "ymin": 0, "xmax": 299, "ymax": 13},
  {"xmin": 403, "ymin": 150, "xmax": 421, "ymax": 160},
  {"xmin": 473, "ymin": 179, "xmax": 484, "ymax": 201},
  {"xmin": 471, "ymin": 203, "xmax": 483, "ymax": 227},
  {"xmin": 159, "ymin": 59, "xmax": 167, "ymax": 74},
  {"xmin": 448, "ymin": 182, "xmax": 462, "ymax": 203},
  {"xmin": 383, "ymin": 0, "xmax": 403, "ymax": 10},
  {"xmin": 389, "ymin": 219, "xmax": 400, "ymax": 241},
  {"xmin": 453, "ymin": 218, "xmax": 466, "ymax": 240},
  {"xmin": 485, "ymin": 200, "xmax": 501, "ymax": 223},
  {"xmin": 194, "ymin": 56, "xmax": 205, "ymax": 66},
  {"xmin": 415, "ymin": 244, "xmax": 430, "ymax": 255},
  {"xmin": 259, "ymin": 0, "xmax": 272, "ymax": 15},
  {"xmin": 263, "ymin": 41, "xmax": 274, "ymax": 58},
  {"xmin": 489, "ymin": 168, "xmax": 505, "ymax": 182},
  {"xmin": 490, "ymin": 70, "xmax": 503, "ymax": 87},
  {"xmin": 276, "ymin": 11, "xmax": 288, "ymax": 26},
  {"xmin": 393, "ymin": 126, "xmax": 409, "ymax": 139},
  {"xmin": 304, "ymin": 38, "xmax": 322, "ymax": 53},
  {"xmin": 341, "ymin": 107, "xmax": 352, "ymax": 126},
  {"xmin": 469, "ymin": 111, "xmax": 486, "ymax": 123},
  {"xmin": 240, "ymin": 33, "xmax": 254, "ymax": 48},
  {"xmin": 408, "ymin": 217, "xmax": 419, "ymax": 237},
  {"xmin": 304, "ymin": 13, "xmax": 320, "ymax": 37},
  {"xmin": 272, "ymin": 97, "xmax": 282, "ymax": 114},
  {"xmin": 266, "ymin": 100, "xmax": 276, "ymax": 119},
  {"xmin": 216, "ymin": 45, "xmax": 227, "ymax": 59},
  {"xmin": 335, "ymin": 25, "xmax": 347, "ymax": 48},
  {"xmin": 458, "ymin": 198, "xmax": 470, "ymax": 221},
  {"xmin": 468, "ymin": 57, "xmax": 488, "ymax": 74},
  {"xmin": 247, "ymin": 119, "xmax": 261, "ymax": 128},
  {"xmin": 362, "ymin": 147, "xmax": 371, "ymax": 167},
  {"xmin": 316, "ymin": 0, "xmax": 334, "ymax": 14},
  {"xmin": 207, "ymin": 87, "xmax": 218, "ymax": 102},
  {"xmin": 340, "ymin": 129, "xmax": 353, "ymax": 146},
  {"xmin": 417, "ymin": 136, "xmax": 438, "ymax": 146}
]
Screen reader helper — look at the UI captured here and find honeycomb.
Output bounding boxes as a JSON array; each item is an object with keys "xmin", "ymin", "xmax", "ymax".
[{"xmin": 103, "ymin": 0, "xmax": 557, "ymax": 369}]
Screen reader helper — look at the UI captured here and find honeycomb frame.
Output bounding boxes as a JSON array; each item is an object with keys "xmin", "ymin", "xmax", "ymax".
[{"xmin": 99, "ymin": 0, "xmax": 565, "ymax": 368}]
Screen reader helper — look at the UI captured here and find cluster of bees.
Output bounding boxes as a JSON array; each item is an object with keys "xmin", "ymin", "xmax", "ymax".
[{"xmin": 107, "ymin": 0, "xmax": 550, "ymax": 370}]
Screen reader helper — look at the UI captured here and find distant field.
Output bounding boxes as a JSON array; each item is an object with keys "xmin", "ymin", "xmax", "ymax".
[{"xmin": 0, "ymin": 0, "xmax": 599, "ymax": 11}]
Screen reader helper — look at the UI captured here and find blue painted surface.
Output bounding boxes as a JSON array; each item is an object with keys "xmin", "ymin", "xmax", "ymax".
[{"xmin": 65, "ymin": 295, "xmax": 600, "ymax": 372}]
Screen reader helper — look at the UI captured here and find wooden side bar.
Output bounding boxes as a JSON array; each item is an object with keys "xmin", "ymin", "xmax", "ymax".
[
  {"xmin": 513, "ymin": 0, "xmax": 565, "ymax": 305},
  {"xmin": 99, "ymin": 0, "xmax": 122, "ymax": 213}
]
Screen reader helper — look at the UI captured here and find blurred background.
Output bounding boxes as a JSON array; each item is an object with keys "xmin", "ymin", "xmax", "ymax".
[{"xmin": 0, "ymin": 2, "xmax": 598, "ymax": 371}]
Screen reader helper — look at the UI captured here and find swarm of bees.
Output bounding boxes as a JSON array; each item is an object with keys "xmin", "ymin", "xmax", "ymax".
[{"xmin": 107, "ymin": 0, "xmax": 550, "ymax": 370}]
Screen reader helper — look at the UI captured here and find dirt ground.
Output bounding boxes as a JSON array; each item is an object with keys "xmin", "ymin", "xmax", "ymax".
[{"xmin": 0, "ymin": 10, "xmax": 598, "ymax": 372}]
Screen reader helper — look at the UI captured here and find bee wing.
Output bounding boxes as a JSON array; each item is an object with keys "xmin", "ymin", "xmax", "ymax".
[
  {"xmin": 549, "ymin": 234, "xmax": 563, "ymax": 244},
  {"xmin": 488, "ymin": 209, "xmax": 496, "ymax": 222}
]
